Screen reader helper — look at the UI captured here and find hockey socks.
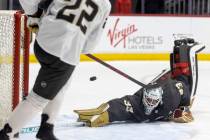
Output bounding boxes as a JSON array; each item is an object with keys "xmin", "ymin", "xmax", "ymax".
[
  {"xmin": 42, "ymin": 87, "xmax": 65, "ymax": 124},
  {"xmin": 3, "ymin": 91, "xmax": 49, "ymax": 138}
]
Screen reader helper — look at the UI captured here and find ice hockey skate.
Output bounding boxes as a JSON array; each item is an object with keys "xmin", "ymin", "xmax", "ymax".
[
  {"xmin": 36, "ymin": 114, "xmax": 58, "ymax": 140},
  {"xmin": 0, "ymin": 124, "xmax": 12, "ymax": 140}
]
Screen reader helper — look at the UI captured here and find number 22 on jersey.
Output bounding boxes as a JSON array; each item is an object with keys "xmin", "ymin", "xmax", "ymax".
[{"xmin": 56, "ymin": 0, "xmax": 99, "ymax": 34}]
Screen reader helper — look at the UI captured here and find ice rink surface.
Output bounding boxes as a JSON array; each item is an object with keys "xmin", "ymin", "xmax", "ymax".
[{"xmin": 20, "ymin": 61, "xmax": 210, "ymax": 140}]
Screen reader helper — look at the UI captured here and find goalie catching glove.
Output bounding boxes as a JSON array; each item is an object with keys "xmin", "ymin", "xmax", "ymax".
[
  {"xmin": 170, "ymin": 106, "xmax": 194, "ymax": 123},
  {"xmin": 74, "ymin": 103, "xmax": 110, "ymax": 127}
]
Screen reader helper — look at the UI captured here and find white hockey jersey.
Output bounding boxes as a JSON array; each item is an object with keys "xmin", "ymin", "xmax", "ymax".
[{"xmin": 19, "ymin": 0, "xmax": 111, "ymax": 65}]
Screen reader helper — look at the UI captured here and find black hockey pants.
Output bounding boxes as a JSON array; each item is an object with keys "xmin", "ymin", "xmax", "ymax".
[{"xmin": 33, "ymin": 40, "xmax": 75, "ymax": 100}]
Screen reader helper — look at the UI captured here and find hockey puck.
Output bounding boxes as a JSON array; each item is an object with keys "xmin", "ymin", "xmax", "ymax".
[{"xmin": 90, "ymin": 76, "xmax": 97, "ymax": 81}]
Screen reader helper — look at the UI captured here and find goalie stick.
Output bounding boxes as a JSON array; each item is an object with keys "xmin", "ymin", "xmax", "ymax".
[{"xmin": 85, "ymin": 54, "xmax": 146, "ymax": 87}]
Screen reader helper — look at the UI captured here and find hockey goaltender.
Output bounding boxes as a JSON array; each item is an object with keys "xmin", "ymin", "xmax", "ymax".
[{"xmin": 74, "ymin": 39, "xmax": 205, "ymax": 127}]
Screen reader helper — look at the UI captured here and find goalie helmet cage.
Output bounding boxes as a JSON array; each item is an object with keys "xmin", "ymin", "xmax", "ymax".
[{"xmin": 0, "ymin": 10, "xmax": 30, "ymax": 127}]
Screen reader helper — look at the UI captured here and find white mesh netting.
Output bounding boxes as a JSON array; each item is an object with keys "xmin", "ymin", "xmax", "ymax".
[{"xmin": 0, "ymin": 11, "xmax": 25, "ymax": 128}]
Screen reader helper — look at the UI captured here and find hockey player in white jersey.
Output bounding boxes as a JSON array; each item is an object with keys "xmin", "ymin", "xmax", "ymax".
[{"xmin": 0, "ymin": 0, "xmax": 111, "ymax": 140}]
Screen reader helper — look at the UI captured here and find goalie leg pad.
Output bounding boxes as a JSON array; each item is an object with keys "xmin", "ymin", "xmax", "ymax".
[
  {"xmin": 170, "ymin": 40, "xmax": 205, "ymax": 105},
  {"xmin": 74, "ymin": 103, "xmax": 110, "ymax": 127},
  {"xmin": 171, "ymin": 44, "xmax": 191, "ymax": 77},
  {"xmin": 74, "ymin": 103, "xmax": 108, "ymax": 116}
]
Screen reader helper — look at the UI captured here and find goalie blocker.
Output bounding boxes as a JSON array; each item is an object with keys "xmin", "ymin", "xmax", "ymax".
[{"xmin": 74, "ymin": 39, "xmax": 205, "ymax": 127}]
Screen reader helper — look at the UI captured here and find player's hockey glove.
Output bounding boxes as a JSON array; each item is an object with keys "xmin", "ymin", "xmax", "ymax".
[
  {"xmin": 74, "ymin": 103, "xmax": 110, "ymax": 127},
  {"xmin": 27, "ymin": 8, "xmax": 43, "ymax": 33},
  {"xmin": 171, "ymin": 106, "xmax": 194, "ymax": 123}
]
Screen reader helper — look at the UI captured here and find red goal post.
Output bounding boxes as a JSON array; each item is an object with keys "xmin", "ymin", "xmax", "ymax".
[{"xmin": 0, "ymin": 10, "xmax": 30, "ymax": 127}]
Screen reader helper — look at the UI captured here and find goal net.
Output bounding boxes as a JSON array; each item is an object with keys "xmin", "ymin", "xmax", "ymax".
[{"xmin": 0, "ymin": 10, "xmax": 30, "ymax": 127}]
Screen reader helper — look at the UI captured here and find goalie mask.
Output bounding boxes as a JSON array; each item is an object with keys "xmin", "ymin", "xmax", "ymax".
[{"xmin": 142, "ymin": 84, "xmax": 163, "ymax": 115}]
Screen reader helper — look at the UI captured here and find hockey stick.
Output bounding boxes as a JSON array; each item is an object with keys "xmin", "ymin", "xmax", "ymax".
[
  {"xmin": 21, "ymin": 122, "xmax": 84, "ymax": 134},
  {"xmin": 85, "ymin": 54, "xmax": 146, "ymax": 87}
]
